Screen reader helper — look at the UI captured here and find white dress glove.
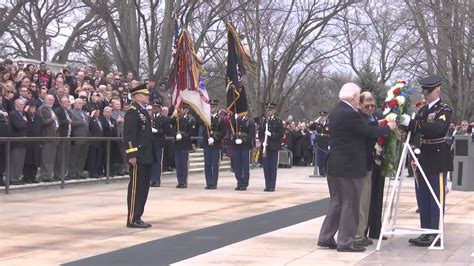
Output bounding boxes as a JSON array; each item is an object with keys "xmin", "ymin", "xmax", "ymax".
[
  {"xmin": 152, "ymin": 128, "xmax": 158, "ymax": 133},
  {"xmin": 235, "ymin": 139, "xmax": 242, "ymax": 144},
  {"xmin": 265, "ymin": 131, "xmax": 271, "ymax": 136},
  {"xmin": 208, "ymin": 137, "xmax": 214, "ymax": 145},
  {"xmin": 176, "ymin": 133, "xmax": 182, "ymax": 141},
  {"xmin": 400, "ymin": 114, "xmax": 411, "ymax": 127}
]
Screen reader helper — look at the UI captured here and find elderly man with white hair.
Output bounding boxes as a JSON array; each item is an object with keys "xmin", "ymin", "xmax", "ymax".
[
  {"xmin": 38, "ymin": 94, "xmax": 60, "ymax": 182},
  {"xmin": 317, "ymin": 83, "xmax": 396, "ymax": 252}
]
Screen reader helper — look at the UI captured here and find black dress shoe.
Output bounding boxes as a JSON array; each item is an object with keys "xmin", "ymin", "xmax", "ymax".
[
  {"xmin": 414, "ymin": 234, "xmax": 437, "ymax": 247},
  {"xmin": 369, "ymin": 235, "xmax": 387, "ymax": 240},
  {"xmin": 355, "ymin": 238, "xmax": 373, "ymax": 247},
  {"xmin": 42, "ymin": 178, "xmax": 53, "ymax": 183},
  {"xmin": 264, "ymin": 188, "xmax": 269, "ymax": 192},
  {"xmin": 235, "ymin": 186, "xmax": 241, "ymax": 191},
  {"xmin": 10, "ymin": 180, "xmax": 25, "ymax": 185},
  {"xmin": 150, "ymin": 182, "xmax": 160, "ymax": 187},
  {"xmin": 239, "ymin": 187, "xmax": 247, "ymax": 191},
  {"xmin": 205, "ymin": 186, "xmax": 211, "ymax": 189},
  {"xmin": 408, "ymin": 234, "xmax": 428, "ymax": 244},
  {"xmin": 127, "ymin": 220, "xmax": 152, "ymax": 229},
  {"xmin": 31, "ymin": 179, "xmax": 40, "ymax": 183},
  {"xmin": 176, "ymin": 184, "xmax": 187, "ymax": 188},
  {"xmin": 337, "ymin": 244, "xmax": 366, "ymax": 252},
  {"xmin": 317, "ymin": 241, "xmax": 337, "ymax": 249},
  {"xmin": 210, "ymin": 186, "xmax": 217, "ymax": 189}
]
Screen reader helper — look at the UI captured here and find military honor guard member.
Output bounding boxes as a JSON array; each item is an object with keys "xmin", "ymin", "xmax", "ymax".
[
  {"xmin": 171, "ymin": 103, "xmax": 195, "ymax": 188},
  {"xmin": 400, "ymin": 75, "xmax": 452, "ymax": 246},
  {"xmin": 150, "ymin": 99, "xmax": 170, "ymax": 187},
  {"xmin": 230, "ymin": 113, "xmax": 255, "ymax": 191},
  {"xmin": 258, "ymin": 102, "xmax": 284, "ymax": 192},
  {"xmin": 203, "ymin": 100, "xmax": 227, "ymax": 189},
  {"xmin": 123, "ymin": 83, "xmax": 155, "ymax": 228},
  {"xmin": 315, "ymin": 111, "xmax": 330, "ymax": 176}
]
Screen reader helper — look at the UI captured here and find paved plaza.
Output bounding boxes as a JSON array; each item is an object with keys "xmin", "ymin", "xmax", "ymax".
[{"xmin": 0, "ymin": 167, "xmax": 473, "ymax": 265}]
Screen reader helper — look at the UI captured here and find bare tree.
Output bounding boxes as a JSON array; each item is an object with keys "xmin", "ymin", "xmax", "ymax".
[
  {"xmin": 404, "ymin": 0, "xmax": 473, "ymax": 121},
  {"xmin": 0, "ymin": 0, "xmax": 30, "ymax": 37}
]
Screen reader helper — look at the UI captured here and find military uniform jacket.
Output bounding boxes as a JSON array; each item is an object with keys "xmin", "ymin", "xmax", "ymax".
[
  {"xmin": 152, "ymin": 113, "xmax": 171, "ymax": 146},
  {"xmin": 230, "ymin": 116, "xmax": 255, "ymax": 150},
  {"xmin": 170, "ymin": 115, "xmax": 195, "ymax": 150},
  {"xmin": 258, "ymin": 116, "xmax": 284, "ymax": 151},
  {"xmin": 315, "ymin": 120, "xmax": 330, "ymax": 149},
  {"xmin": 408, "ymin": 100, "xmax": 452, "ymax": 175},
  {"xmin": 203, "ymin": 114, "xmax": 227, "ymax": 149},
  {"xmin": 123, "ymin": 102, "xmax": 155, "ymax": 164}
]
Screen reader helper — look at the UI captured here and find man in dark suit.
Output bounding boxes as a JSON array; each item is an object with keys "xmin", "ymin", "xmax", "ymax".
[
  {"xmin": 150, "ymin": 100, "xmax": 170, "ymax": 187},
  {"xmin": 100, "ymin": 106, "xmax": 119, "ymax": 176},
  {"xmin": 23, "ymin": 101, "xmax": 42, "ymax": 183},
  {"xmin": 317, "ymin": 83, "xmax": 395, "ymax": 252},
  {"xmin": 9, "ymin": 98, "xmax": 28, "ymax": 185},
  {"xmin": 124, "ymin": 84, "xmax": 155, "ymax": 228},
  {"xmin": 203, "ymin": 100, "xmax": 227, "ymax": 189},
  {"xmin": 69, "ymin": 98, "xmax": 90, "ymax": 179},
  {"xmin": 258, "ymin": 102, "xmax": 284, "ymax": 192},
  {"xmin": 87, "ymin": 107, "xmax": 104, "ymax": 179},
  {"xmin": 0, "ymin": 96, "xmax": 10, "ymax": 186},
  {"xmin": 54, "ymin": 97, "xmax": 72, "ymax": 180}
]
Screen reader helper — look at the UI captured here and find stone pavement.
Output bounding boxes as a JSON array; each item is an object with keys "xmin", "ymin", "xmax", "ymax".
[{"xmin": 0, "ymin": 166, "xmax": 472, "ymax": 265}]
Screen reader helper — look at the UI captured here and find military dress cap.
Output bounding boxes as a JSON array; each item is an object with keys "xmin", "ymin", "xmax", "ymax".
[
  {"xmin": 182, "ymin": 102, "xmax": 190, "ymax": 108},
  {"xmin": 319, "ymin": 111, "xmax": 328, "ymax": 115},
  {"xmin": 265, "ymin": 102, "xmax": 277, "ymax": 109},
  {"xmin": 152, "ymin": 99, "xmax": 162, "ymax": 107},
  {"xmin": 419, "ymin": 75, "xmax": 442, "ymax": 91},
  {"xmin": 210, "ymin": 99, "xmax": 219, "ymax": 106},
  {"xmin": 130, "ymin": 83, "xmax": 150, "ymax": 96}
]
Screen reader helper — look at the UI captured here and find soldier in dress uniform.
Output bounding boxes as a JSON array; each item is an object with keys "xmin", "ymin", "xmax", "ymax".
[
  {"xmin": 203, "ymin": 99, "xmax": 227, "ymax": 189},
  {"xmin": 258, "ymin": 102, "xmax": 284, "ymax": 192},
  {"xmin": 123, "ymin": 83, "xmax": 155, "ymax": 228},
  {"xmin": 400, "ymin": 75, "xmax": 452, "ymax": 246},
  {"xmin": 171, "ymin": 103, "xmax": 195, "ymax": 188},
  {"xmin": 311, "ymin": 111, "xmax": 330, "ymax": 176},
  {"xmin": 230, "ymin": 113, "xmax": 255, "ymax": 191},
  {"xmin": 150, "ymin": 100, "xmax": 170, "ymax": 187}
]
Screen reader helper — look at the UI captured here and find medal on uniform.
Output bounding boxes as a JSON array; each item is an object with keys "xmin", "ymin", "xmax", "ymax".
[{"xmin": 427, "ymin": 112, "xmax": 436, "ymax": 123}]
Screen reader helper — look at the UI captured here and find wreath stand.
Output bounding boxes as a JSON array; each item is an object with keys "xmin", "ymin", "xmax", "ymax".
[{"xmin": 376, "ymin": 131, "xmax": 444, "ymax": 250}]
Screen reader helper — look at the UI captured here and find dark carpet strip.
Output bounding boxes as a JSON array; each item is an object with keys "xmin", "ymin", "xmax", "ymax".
[{"xmin": 64, "ymin": 198, "xmax": 329, "ymax": 266}]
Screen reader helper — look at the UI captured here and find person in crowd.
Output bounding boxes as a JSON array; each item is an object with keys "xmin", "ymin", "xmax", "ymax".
[
  {"xmin": 38, "ymin": 94, "xmax": 59, "ymax": 182},
  {"xmin": 35, "ymin": 86, "xmax": 48, "ymax": 107},
  {"xmin": 456, "ymin": 120, "xmax": 469, "ymax": 135},
  {"xmin": 54, "ymin": 97, "xmax": 72, "ymax": 180},
  {"xmin": 23, "ymin": 101, "xmax": 42, "ymax": 183},
  {"xmin": 400, "ymin": 75, "xmax": 453, "ymax": 247},
  {"xmin": 53, "ymin": 85, "xmax": 66, "ymax": 109},
  {"xmin": 16, "ymin": 86, "xmax": 30, "ymax": 103},
  {"xmin": 202, "ymin": 99, "xmax": 227, "ymax": 189},
  {"xmin": 9, "ymin": 98, "xmax": 28, "ymax": 185},
  {"xmin": 318, "ymin": 83, "xmax": 395, "ymax": 253},
  {"xmin": 171, "ymin": 103, "xmax": 196, "ymax": 188},
  {"xmin": 37, "ymin": 62, "xmax": 52, "ymax": 90},
  {"xmin": 293, "ymin": 123, "xmax": 311, "ymax": 166},
  {"xmin": 123, "ymin": 83, "xmax": 154, "ymax": 228},
  {"xmin": 100, "ymin": 106, "xmax": 120, "ymax": 176},
  {"xmin": 0, "ymin": 95, "xmax": 10, "ymax": 186},
  {"xmin": 258, "ymin": 102, "xmax": 284, "ymax": 192},
  {"xmin": 1, "ymin": 83, "xmax": 15, "ymax": 113},
  {"xmin": 86, "ymin": 107, "xmax": 104, "ymax": 179},
  {"xmin": 150, "ymin": 100, "xmax": 171, "ymax": 187},
  {"xmin": 68, "ymin": 98, "xmax": 90, "ymax": 179},
  {"xmin": 230, "ymin": 113, "xmax": 255, "ymax": 191}
]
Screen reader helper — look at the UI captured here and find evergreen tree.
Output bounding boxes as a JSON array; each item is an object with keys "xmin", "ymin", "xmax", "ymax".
[
  {"xmin": 356, "ymin": 59, "xmax": 385, "ymax": 108},
  {"xmin": 89, "ymin": 41, "xmax": 114, "ymax": 73}
]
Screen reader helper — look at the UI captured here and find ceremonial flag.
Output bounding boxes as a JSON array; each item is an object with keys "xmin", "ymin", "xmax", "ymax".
[
  {"xmin": 226, "ymin": 22, "xmax": 256, "ymax": 116},
  {"xmin": 170, "ymin": 30, "xmax": 211, "ymax": 127}
]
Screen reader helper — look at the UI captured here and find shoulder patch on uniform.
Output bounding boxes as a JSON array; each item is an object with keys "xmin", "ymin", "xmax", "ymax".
[{"xmin": 439, "ymin": 114, "xmax": 446, "ymax": 121}]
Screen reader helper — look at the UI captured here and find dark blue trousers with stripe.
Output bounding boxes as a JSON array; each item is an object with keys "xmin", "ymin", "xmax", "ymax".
[
  {"xmin": 262, "ymin": 149, "xmax": 278, "ymax": 189},
  {"xmin": 204, "ymin": 147, "xmax": 220, "ymax": 187}
]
